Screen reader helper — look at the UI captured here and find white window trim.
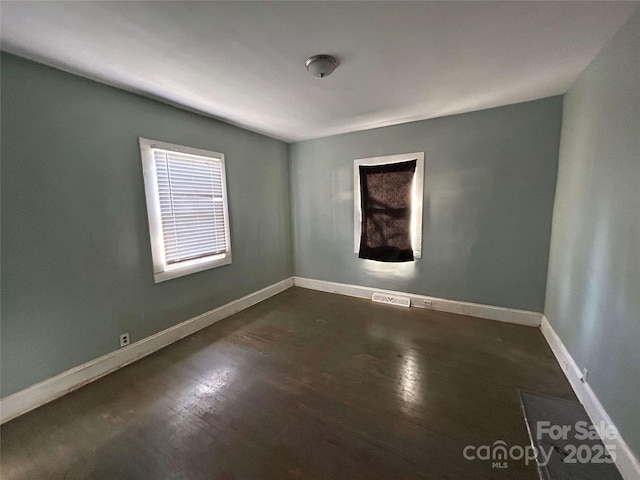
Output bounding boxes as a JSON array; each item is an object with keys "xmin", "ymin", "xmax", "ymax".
[
  {"xmin": 354, "ymin": 152, "xmax": 424, "ymax": 259},
  {"xmin": 139, "ymin": 137, "xmax": 232, "ymax": 283}
]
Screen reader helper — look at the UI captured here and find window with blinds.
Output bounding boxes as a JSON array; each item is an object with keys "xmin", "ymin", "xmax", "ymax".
[{"xmin": 140, "ymin": 138, "xmax": 232, "ymax": 283}]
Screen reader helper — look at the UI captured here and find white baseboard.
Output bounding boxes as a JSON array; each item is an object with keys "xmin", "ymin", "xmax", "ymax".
[
  {"xmin": 293, "ymin": 276, "xmax": 542, "ymax": 327},
  {"xmin": 0, "ymin": 277, "xmax": 294, "ymax": 425},
  {"xmin": 540, "ymin": 315, "xmax": 640, "ymax": 480}
]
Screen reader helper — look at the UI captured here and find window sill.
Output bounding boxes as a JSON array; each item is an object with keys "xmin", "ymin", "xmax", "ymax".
[{"xmin": 153, "ymin": 253, "xmax": 232, "ymax": 283}]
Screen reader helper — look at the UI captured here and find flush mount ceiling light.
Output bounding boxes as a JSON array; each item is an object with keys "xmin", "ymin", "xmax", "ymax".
[{"xmin": 305, "ymin": 54, "xmax": 339, "ymax": 78}]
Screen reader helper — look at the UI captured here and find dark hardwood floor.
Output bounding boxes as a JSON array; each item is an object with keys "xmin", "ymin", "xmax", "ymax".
[{"xmin": 0, "ymin": 287, "xmax": 575, "ymax": 479}]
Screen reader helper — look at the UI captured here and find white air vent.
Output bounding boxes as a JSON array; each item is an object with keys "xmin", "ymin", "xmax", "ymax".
[{"xmin": 372, "ymin": 293, "xmax": 411, "ymax": 308}]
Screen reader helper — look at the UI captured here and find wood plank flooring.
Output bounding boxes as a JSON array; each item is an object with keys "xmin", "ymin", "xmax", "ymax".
[{"xmin": 0, "ymin": 287, "xmax": 575, "ymax": 479}]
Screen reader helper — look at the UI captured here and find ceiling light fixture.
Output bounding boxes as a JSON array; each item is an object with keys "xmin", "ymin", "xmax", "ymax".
[{"xmin": 305, "ymin": 54, "xmax": 339, "ymax": 78}]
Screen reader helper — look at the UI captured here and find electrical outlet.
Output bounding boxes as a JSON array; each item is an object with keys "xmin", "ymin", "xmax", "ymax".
[
  {"xmin": 423, "ymin": 299, "xmax": 434, "ymax": 307},
  {"xmin": 119, "ymin": 333, "xmax": 130, "ymax": 347}
]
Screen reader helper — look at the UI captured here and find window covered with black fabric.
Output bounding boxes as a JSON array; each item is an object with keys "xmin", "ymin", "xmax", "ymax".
[{"xmin": 358, "ymin": 159, "xmax": 417, "ymax": 262}]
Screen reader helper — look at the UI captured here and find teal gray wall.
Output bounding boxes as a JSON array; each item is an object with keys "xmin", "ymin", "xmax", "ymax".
[
  {"xmin": 0, "ymin": 53, "xmax": 293, "ymax": 397},
  {"xmin": 545, "ymin": 9, "xmax": 640, "ymax": 458},
  {"xmin": 290, "ymin": 97, "xmax": 563, "ymax": 312}
]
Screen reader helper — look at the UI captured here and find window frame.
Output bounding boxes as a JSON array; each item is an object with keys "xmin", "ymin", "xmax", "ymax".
[
  {"xmin": 139, "ymin": 137, "xmax": 232, "ymax": 283},
  {"xmin": 353, "ymin": 152, "xmax": 424, "ymax": 259}
]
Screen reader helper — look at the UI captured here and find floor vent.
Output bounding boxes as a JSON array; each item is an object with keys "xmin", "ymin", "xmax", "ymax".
[{"xmin": 371, "ymin": 293, "xmax": 411, "ymax": 308}]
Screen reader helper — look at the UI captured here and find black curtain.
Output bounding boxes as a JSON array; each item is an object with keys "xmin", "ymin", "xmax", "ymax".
[{"xmin": 358, "ymin": 159, "xmax": 416, "ymax": 262}]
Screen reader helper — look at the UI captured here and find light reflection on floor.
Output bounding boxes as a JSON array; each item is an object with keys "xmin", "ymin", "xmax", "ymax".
[
  {"xmin": 398, "ymin": 349, "xmax": 423, "ymax": 414},
  {"xmin": 172, "ymin": 366, "xmax": 237, "ymax": 420}
]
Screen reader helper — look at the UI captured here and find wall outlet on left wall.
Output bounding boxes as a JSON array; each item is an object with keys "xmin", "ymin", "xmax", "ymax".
[
  {"xmin": 581, "ymin": 367, "xmax": 588, "ymax": 383},
  {"xmin": 119, "ymin": 333, "xmax": 130, "ymax": 348}
]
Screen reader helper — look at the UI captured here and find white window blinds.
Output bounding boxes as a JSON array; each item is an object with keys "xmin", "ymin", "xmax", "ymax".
[
  {"xmin": 153, "ymin": 149, "xmax": 229, "ymax": 265},
  {"xmin": 140, "ymin": 138, "xmax": 231, "ymax": 282}
]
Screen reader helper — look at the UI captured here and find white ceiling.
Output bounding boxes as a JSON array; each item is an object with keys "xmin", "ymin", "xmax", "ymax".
[{"xmin": 1, "ymin": 1, "xmax": 637, "ymax": 142}]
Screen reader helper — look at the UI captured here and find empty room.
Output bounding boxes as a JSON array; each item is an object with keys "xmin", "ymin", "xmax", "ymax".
[{"xmin": 1, "ymin": 2, "xmax": 638, "ymax": 479}]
